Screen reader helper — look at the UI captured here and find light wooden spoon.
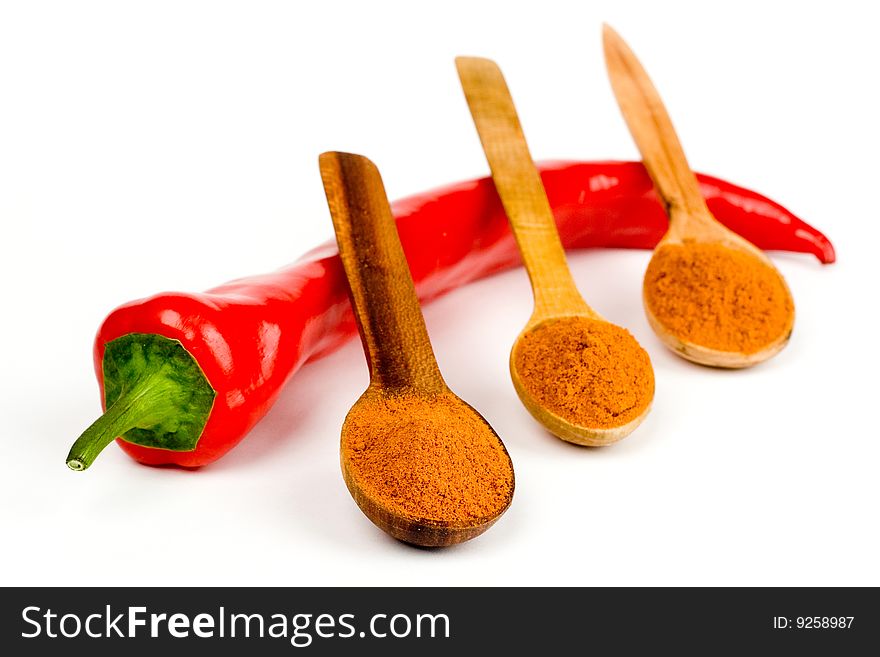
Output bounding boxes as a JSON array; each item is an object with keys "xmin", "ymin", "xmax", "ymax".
[
  {"xmin": 603, "ymin": 24, "xmax": 795, "ymax": 368},
  {"xmin": 319, "ymin": 151, "xmax": 514, "ymax": 547},
  {"xmin": 456, "ymin": 56, "xmax": 653, "ymax": 446}
]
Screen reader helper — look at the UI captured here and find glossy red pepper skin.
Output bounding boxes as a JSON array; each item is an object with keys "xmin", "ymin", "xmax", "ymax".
[{"xmin": 95, "ymin": 160, "xmax": 835, "ymax": 467}]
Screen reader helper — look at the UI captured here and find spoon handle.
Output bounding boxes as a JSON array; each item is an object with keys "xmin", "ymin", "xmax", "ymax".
[
  {"xmin": 319, "ymin": 152, "xmax": 445, "ymax": 393},
  {"xmin": 602, "ymin": 25, "xmax": 710, "ymax": 226},
  {"xmin": 456, "ymin": 56, "xmax": 589, "ymax": 319}
]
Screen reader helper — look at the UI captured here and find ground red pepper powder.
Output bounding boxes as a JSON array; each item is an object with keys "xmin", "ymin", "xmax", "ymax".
[
  {"xmin": 643, "ymin": 242, "xmax": 793, "ymax": 354},
  {"xmin": 342, "ymin": 392, "xmax": 513, "ymax": 525},
  {"xmin": 512, "ymin": 317, "xmax": 654, "ymax": 428}
]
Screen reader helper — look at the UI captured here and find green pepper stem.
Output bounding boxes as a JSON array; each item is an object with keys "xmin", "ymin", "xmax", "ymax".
[
  {"xmin": 66, "ymin": 333, "xmax": 215, "ymax": 472},
  {"xmin": 67, "ymin": 371, "xmax": 174, "ymax": 471}
]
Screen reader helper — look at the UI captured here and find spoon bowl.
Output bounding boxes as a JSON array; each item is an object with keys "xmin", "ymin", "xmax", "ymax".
[
  {"xmin": 644, "ymin": 217, "xmax": 795, "ymax": 368},
  {"xmin": 510, "ymin": 314, "xmax": 653, "ymax": 447},
  {"xmin": 341, "ymin": 388, "xmax": 513, "ymax": 547}
]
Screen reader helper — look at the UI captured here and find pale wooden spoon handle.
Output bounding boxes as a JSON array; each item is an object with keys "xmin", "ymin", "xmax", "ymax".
[
  {"xmin": 456, "ymin": 56, "xmax": 589, "ymax": 319},
  {"xmin": 319, "ymin": 152, "xmax": 445, "ymax": 393},
  {"xmin": 602, "ymin": 25, "xmax": 709, "ymax": 224}
]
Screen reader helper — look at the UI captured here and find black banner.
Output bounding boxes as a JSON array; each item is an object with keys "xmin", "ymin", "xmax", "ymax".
[{"xmin": 1, "ymin": 587, "xmax": 876, "ymax": 653}]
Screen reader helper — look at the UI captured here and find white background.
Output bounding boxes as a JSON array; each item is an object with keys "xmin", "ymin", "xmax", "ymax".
[{"xmin": 1, "ymin": 0, "xmax": 877, "ymax": 586}]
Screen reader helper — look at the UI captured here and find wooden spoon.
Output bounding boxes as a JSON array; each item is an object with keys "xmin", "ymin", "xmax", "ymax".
[
  {"xmin": 603, "ymin": 24, "xmax": 795, "ymax": 368},
  {"xmin": 319, "ymin": 151, "xmax": 514, "ymax": 547},
  {"xmin": 456, "ymin": 56, "xmax": 654, "ymax": 446}
]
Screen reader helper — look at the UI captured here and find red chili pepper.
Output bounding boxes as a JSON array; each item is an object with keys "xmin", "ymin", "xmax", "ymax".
[{"xmin": 65, "ymin": 160, "xmax": 835, "ymax": 471}]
